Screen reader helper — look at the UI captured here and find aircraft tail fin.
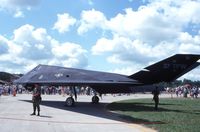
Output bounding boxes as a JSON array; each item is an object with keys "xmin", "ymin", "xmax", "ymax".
[{"xmin": 129, "ymin": 54, "xmax": 200, "ymax": 84}]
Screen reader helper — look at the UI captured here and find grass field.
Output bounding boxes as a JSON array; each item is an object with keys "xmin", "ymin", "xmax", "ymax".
[{"xmin": 107, "ymin": 97, "xmax": 200, "ymax": 132}]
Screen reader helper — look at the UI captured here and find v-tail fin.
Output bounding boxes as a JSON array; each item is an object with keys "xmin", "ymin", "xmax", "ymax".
[{"xmin": 129, "ymin": 54, "xmax": 200, "ymax": 84}]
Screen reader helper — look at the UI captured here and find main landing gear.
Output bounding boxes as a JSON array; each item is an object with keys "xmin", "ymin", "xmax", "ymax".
[
  {"xmin": 65, "ymin": 86, "xmax": 76, "ymax": 107},
  {"xmin": 91, "ymin": 95, "xmax": 99, "ymax": 104},
  {"xmin": 65, "ymin": 96, "xmax": 75, "ymax": 107},
  {"xmin": 65, "ymin": 95, "xmax": 100, "ymax": 107},
  {"xmin": 64, "ymin": 86, "xmax": 101, "ymax": 107}
]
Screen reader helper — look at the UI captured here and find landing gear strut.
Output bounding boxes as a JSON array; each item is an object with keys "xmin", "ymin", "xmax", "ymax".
[{"xmin": 65, "ymin": 86, "xmax": 77, "ymax": 107}]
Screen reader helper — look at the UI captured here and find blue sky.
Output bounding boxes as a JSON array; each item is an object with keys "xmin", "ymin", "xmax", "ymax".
[{"xmin": 0, "ymin": 0, "xmax": 200, "ymax": 80}]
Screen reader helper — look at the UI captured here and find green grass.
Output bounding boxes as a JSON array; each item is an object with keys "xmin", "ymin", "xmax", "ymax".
[{"xmin": 107, "ymin": 98, "xmax": 200, "ymax": 132}]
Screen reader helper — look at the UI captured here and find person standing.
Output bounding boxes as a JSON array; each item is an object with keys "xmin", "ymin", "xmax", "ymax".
[
  {"xmin": 31, "ymin": 84, "xmax": 41, "ymax": 116},
  {"xmin": 152, "ymin": 86, "xmax": 160, "ymax": 110},
  {"xmin": 0, "ymin": 85, "xmax": 2, "ymax": 96}
]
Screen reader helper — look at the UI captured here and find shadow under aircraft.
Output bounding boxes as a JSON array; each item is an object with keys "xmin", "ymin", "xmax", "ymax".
[
  {"xmin": 15, "ymin": 54, "xmax": 200, "ymax": 106},
  {"xmin": 21, "ymin": 99, "xmax": 166, "ymax": 125}
]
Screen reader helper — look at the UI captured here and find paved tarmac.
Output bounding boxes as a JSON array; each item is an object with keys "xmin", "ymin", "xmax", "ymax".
[{"xmin": 0, "ymin": 93, "xmax": 170, "ymax": 132}]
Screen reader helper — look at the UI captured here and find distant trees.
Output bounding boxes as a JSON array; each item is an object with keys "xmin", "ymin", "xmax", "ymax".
[
  {"xmin": 0, "ymin": 72, "xmax": 12, "ymax": 82},
  {"xmin": 0, "ymin": 72, "xmax": 21, "ymax": 83}
]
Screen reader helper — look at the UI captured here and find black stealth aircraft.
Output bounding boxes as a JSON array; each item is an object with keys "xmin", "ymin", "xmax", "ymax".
[{"xmin": 14, "ymin": 54, "xmax": 200, "ymax": 106}]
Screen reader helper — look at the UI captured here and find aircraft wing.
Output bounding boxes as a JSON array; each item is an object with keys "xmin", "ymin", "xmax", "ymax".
[{"xmin": 14, "ymin": 64, "xmax": 140, "ymax": 86}]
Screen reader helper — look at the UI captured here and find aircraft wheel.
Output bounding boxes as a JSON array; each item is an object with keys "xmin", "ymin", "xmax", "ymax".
[
  {"xmin": 92, "ymin": 95, "xmax": 99, "ymax": 104},
  {"xmin": 65, "ymin": 97, "xmax": 75, "ymax": 107}
]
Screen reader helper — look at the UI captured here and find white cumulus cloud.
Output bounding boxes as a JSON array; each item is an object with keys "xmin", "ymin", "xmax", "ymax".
[
  {"xmin": 88, "ymin": 0, "xmax": 200, "ymax": 79},
  {"xmin": 79, "ymin": 0, "xmax": 200, "ymax": 45},
  {"xmin": 78, "ymin": 9, "xmax": 107, "ymax": 35},
  {"xmin": 92, "ymin": 35, "xmax": 178, "ymax": 65},
  {"xmin": 0, "ymin": 24, "xmax": 88, "ymax": 73},
  {"xmin": 53, "ymin": 13, "xmax": 77, "ymax": 33},
  {"xmin": 51, "ymin": 42, "xmax": 88, "ymax": 68}
]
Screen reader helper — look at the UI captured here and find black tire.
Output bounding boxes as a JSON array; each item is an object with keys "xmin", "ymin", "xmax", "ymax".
[
  {"xmin": 92, "ymin": 96, "xmax": 99, "ymax": 104},
  {"xmin": 65, "ymin": 97, "xmax": 75, "ymax": 107}
]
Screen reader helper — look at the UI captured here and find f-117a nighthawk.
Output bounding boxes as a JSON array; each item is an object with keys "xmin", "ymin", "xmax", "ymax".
[{"xmin": 14, "ymin": 54, "xmax": 200, "ymax": 106}]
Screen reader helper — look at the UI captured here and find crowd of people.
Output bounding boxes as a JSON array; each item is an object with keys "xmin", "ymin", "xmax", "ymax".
[
  {"xmin": 166, "ymin": 85, "xmax": 199, "ymax": 98},
  {"xmin": 0, "ymin": 83, "xmax": 199, "ymax": 99},
  {"xmin": 0, "ymin": 84, "xmax": 19, "ymax": 96},
  {"xmin": 0, "ymin": 84, "xmax": 97, "ymax": 97}
]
